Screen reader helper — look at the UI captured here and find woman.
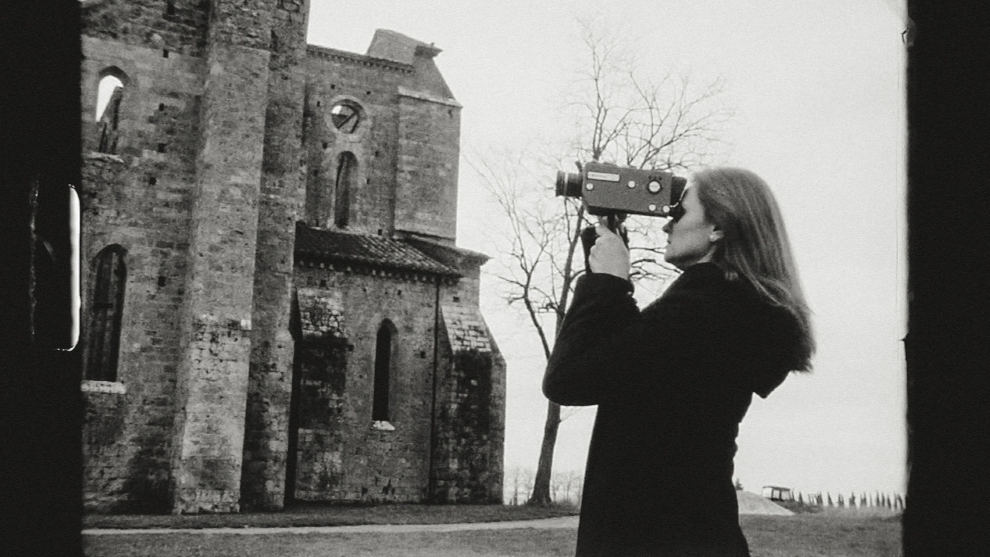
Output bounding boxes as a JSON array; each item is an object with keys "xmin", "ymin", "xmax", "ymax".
[{"xmin": 544, "ymin": 167, "xmax": 814, "ymax": 557}]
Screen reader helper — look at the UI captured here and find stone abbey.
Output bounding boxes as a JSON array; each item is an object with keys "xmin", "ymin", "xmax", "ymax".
[{"xmin": 78, "ymin": 0, "xmax": 505, "ymax": 513}]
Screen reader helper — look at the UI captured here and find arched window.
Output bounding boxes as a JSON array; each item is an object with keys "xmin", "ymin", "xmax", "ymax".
[
  {"xmin": 84, "ymin": 245, "xmax": 127, "ymax": 382},
  {"xmin": 96, "ymin": 68, "xmax": 127, "ymax": 154},
  {"xmin": 334, "ymin": 152, "xmax": 356, "ymax": 228},
  {"xmin": 372, "ymin": 320, "xmax": 397, "ymax": 422}
]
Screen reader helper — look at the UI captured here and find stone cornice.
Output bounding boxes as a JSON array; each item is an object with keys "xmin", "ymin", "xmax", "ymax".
[
  {"xmin": 306, "ymin": 44, "xmax": 413, "ymax": 74},
  {"xmin": 294, "ymin": 257, "xmax": 458, "ymax": 286},
  {"xmin": 397, "ymin": 86, "xmax": 461, "ymax": 108}
]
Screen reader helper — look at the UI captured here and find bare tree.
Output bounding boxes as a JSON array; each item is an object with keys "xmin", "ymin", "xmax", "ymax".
[
  {"xmin": 471, "ymin": 16, "xmax": 732, "ymax": 506},
  {"xmin": 550, "ymin": 471, "xmax": 564, "ymax": 503},
  {"xmin": 471, "ymin": 148, "xmax": 586, "ymax": 506},
  {"xmin": 560, "ymin": 469, "xmax": 582, "ymax": 504},
  {"xmin": 521, "ymin": 467, "xmax": 536, "ymax": 503},
  {"xmin": 505, "ymin": 465, "xmax": 524, "ymax": 506}
]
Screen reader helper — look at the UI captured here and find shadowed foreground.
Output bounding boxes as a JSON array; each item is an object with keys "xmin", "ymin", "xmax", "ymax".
[{"xmin": 84, "ymin": 513, "xmax": 901, "ymax": 557}]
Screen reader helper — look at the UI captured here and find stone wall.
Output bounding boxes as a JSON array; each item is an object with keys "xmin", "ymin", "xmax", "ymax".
[
  {"xmin": 81, "ymin": 0, "xmax": 210, "ymax": 59},
  {"xmin": 394, "ymin": 91, "xmax": 461, "ymax": 243},
  {"xmin": 402, "ymin": 240, "xmax": 505, "ymax": 503},
  {"xmin": 79, "ymin": 28, "xmax": 205, "ymax": 511},
  {"xmin": 168, "ymin": 0, "xmax": 273, "ymax": 514},
  {"xmin": 290, "ymin": 265, "xmax": 442, "ymax": 502},
  {"xmin": 240, "ymin": 0, "xmax": 310, "ymax": 512},
  {"xmin": 79, "ymin": 0, "xmax": 504, "ymax": 513},
  {"xmin": 431, "ymin": 300, "xmax": 506, "ymax": 504},
  {"xmin": 301, "ymin": 47, "xmax": 411, "ymax": 236}
]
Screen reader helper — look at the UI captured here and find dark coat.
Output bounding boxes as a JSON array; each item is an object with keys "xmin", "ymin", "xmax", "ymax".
[{"xmin": 544, "ymin": 262, "xmax": 802, "ymax": 557}]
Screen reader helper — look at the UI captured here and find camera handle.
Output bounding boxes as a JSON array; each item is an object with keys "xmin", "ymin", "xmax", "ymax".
[{"xmin": 580, "ymin": 212, "xmax": 630, "ymax": 274}]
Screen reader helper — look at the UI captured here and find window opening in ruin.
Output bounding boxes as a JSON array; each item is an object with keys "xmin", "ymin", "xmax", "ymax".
[
  {"xmin": 96, "ymin": 74, "xmax": 124, "ymax": 154},
  {"xmin": 334, "ymin": 152, "xmax": 356, "ymax": 228},
  {"xmin": 83, "ymin": 245, "xmax": 127, "ymax": 382},
  {"xmin": 330, "ymin": 101, "xmax": 361, "ymax": 133},
  {"xmin": 372, "ymin": 320, "xmax": 397, "ymax": 422}
]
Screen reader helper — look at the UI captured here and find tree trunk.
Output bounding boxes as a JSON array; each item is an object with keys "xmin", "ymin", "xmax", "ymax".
[{"xmin": 528, "ymin": 400, "xmax": 561, "ymax": 505}]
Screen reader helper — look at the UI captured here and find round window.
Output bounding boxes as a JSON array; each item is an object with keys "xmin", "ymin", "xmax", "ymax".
[{"xmin": 330, "ymin": 101, "xmax": 361, "ymax": 133}]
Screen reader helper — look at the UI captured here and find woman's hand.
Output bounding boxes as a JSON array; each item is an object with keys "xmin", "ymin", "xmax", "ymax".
[{"xmin": 589, "ymin": 222, "xmax": 630, "ymax": 280}]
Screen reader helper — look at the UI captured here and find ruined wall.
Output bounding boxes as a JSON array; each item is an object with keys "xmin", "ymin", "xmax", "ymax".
[
  {"xmin": 80, "ymin": 156, "xmax": 188, "ymax": 513},
  {"xmin": 400, "ymin": 240, "xmax": 505, "ymax": 503},
  {"xmin": 301, "ymin": 48, "xmax": 411, "ymax": 235},
  {"xmin": 240, "ymin": 0, "xmax": 309, "ymax": 512},
  {"xmin": 168, "ymin": 0, "xmax": 273, "ymax": 514},
  {"xmin": 430, "ymin": 293, "xmax": 505, "ymax": 504},
  {"xmin": 300, "ymin": 43, "xmax": 461, "ymax": 243},
  {"xmin": 79, "ymin": 0, "xmax": 503, "ymax": 512},
  {"xmin": 290, "ymin": 264, "xmax": 442, "ymax": 502},
  {"xmin": 392, "ymin": 45, "xmax": 461, "ymax": 244},
  {"xmin": 81, "ymin": 0, "xmax": 210, "ymax": 59},
  {"xmin": 79, "ymin": 15, "xmax": 205, "ymax": 510},
  {"xmin": 394, "ymin": 93, "xmax": 461, "ymax": 243}
]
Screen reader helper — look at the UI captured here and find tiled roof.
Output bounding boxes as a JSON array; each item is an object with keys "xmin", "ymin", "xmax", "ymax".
[
  {"xmin": 403, "ymin": 237, "xmax": 489, "ymax": 268},
  {"xmin": 294, "ymin": 222, "xmax": 460, "ymax": 277}
]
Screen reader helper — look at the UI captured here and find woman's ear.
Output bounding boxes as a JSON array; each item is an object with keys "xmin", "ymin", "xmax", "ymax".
[{"xmin": 709, "ymin": 228, "xmax": 725, "ymax": 243}]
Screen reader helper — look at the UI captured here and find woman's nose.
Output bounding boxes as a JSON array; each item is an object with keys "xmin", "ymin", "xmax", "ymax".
[{"xmin": 662, "ymin": 219, "xmax": 672, "ymax": 234}]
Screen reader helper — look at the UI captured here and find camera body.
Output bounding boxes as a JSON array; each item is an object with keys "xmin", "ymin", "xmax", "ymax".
[{"xmin": 556, "ymin": 161, "xmax": 687, "ymax": 218}]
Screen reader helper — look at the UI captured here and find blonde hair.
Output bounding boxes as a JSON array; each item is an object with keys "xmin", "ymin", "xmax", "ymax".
[{"xmin": 692, "ymin": 167, "xmax": 815, "ymax": 371}]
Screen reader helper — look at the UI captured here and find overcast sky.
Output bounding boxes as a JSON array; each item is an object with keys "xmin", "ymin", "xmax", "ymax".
[{"xmin": 308, "ymin": 0, "xmax": 908, "ymax": 497}]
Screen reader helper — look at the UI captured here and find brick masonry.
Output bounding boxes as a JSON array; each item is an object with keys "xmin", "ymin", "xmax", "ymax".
[{"xmin": 78, "ymin": 0, "xmax": 504, "ymax": 514}]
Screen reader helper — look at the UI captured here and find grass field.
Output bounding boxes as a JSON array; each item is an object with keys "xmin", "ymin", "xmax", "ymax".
[
  {"xmin": 742, "ymin": 513, "xmax": 901, "ymax": 557},
  {"xmin": 83, "ymin": 506, "xmax": 902, "ymax": 557}
]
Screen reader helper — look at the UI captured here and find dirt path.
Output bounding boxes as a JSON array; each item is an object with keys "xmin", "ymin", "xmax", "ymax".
[{"xmin": 83, "ymin": 515, "xmax": 580, "ymax": 536}]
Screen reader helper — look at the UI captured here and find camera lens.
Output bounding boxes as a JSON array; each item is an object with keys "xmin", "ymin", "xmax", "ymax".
[{"xmin": 555, "ymin": 171, "xmax": 584, "ymax": 198}]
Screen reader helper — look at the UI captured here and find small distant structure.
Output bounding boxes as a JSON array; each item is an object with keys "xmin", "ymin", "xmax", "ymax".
[{"xmin": 761, "ymin": 485, "xmax": 795, "ymax": 501}]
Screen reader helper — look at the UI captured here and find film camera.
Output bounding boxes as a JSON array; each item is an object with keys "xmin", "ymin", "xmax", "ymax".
[
  {"xmin": 557, "ymin": 162, "xmax": 688, "ymax": 270},
  {"xmin": 555, "ymin": 161, "xmax": 687, "ymax": 221}
]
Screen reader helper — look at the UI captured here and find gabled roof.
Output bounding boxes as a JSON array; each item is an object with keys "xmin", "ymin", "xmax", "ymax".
[{"xmin": 294, "ymin": 222, "xmax": 460, "ymax": 277}]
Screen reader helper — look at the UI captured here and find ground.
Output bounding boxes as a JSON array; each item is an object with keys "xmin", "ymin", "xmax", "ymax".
[{"xmin": 82, "ymin": 504, "xmax": 902, "ymax": 557}]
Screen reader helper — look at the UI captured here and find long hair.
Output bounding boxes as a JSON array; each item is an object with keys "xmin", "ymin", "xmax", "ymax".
[{"xmin": 692, "ymin": 167, "xmax": 815, "ymax": 371}]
